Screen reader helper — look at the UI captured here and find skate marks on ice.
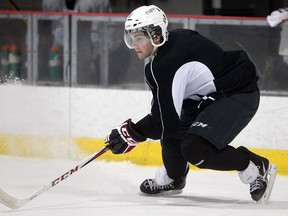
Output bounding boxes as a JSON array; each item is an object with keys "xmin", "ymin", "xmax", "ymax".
[
  {"xmin": 0, "ymin": 156, "xmax": 288, "ymax": 215},
  {"xmin": 1, "ymin": 192, "xmax": 288, "ymax": 215},
  {"xmin": 137, "ymin": 193, "xmax": 288, "ymax": 210}
]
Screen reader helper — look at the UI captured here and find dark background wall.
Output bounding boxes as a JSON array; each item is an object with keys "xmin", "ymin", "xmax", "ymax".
[
  {"xmin": 1, "ymin": 0, "xmax": 288, "ymax": 16},
  {"xmin": 203, "ymin": 0, "xmax": 288, "ymax": 16}
]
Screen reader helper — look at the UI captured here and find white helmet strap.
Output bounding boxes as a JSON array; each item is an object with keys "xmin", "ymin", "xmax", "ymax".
[{"xmin": 146, "ymin": 28, "xmax": 166, "ymax": 47}]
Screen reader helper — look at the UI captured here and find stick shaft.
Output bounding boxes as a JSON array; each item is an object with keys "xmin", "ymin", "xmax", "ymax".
[
  {"xmin": 5, "ymin": 0, "xmax": 20, "ymax": 11},
  {"xmin": 0, "ymin": 145, "xmax": 110, "ymax": 209}
]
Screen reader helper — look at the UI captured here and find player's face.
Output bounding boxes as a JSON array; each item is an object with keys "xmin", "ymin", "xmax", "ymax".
[{"xmin": 129, "ymin": 32, "xmax": 154, "ymax": 59}]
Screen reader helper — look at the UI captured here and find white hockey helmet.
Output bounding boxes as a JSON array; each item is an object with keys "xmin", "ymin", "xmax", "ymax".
[{"xmin": 124, "ymin": 5, "xmax": 168, "ymax": 49}]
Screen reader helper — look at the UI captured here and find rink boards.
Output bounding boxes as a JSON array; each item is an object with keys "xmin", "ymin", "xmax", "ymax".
[{"xmin": 0, "ymin": 85, "xmax": 287, "ymax": 175}]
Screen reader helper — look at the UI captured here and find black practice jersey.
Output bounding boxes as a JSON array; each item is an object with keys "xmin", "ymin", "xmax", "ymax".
[{"xmin": 135, "ymin": 29, "xmax": 258, "ymax": 140}]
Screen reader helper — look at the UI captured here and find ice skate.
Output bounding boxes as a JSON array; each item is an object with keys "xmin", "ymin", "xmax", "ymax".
[
  {"xmin": 140, "ymin": 165, "xmax": 189, "ymax": 195},
  {"xmin": 238, "ymin": 146, "xmax": 277, "ymax": 203}
]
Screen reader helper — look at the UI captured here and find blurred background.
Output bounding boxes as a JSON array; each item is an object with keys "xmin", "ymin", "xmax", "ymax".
[
  {"xmin": 0, "ymin": 0, "xmax": 288, "ymax": 92},
  {"xmin": 1, "ymin": 0, "xmax": 288, "ymax": 16}
]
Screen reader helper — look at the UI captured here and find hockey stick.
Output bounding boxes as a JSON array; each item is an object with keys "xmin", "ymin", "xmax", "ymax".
[
  {"xmin": 5, "ymin": 0, "xmax": 20, "ymax": 11},
  {"xmin": 5, "ymin": 0, "xmax": 27, "ymax": 25},
  {"xmin": 0, "ymin": 144, "xmax": 110, "ymax": 209}
]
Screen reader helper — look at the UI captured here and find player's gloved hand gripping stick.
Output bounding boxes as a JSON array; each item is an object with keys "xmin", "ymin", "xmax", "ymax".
[{"xmin": 105, "ymin": 119, "xmax": 147, "ymax": 154}]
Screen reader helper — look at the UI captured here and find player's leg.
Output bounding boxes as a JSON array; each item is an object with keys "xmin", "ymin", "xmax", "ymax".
[
  {"xmin": 180, "ymin": 134, "xmax": 249, "ymax": 170},
  {"xmin": 180, "ymin": 135, "xmax": 276, "ymax": 202},
  {"xmin": 238, "ymin": 146, "xmax": 277, "ymax": 203},
  {"xmin": 180, "ymin": 89, "xmax": 276, "ymax": 202},
  {"xmin": 140, "ymin": 136, "xmax": 189, "ymax": 195}
]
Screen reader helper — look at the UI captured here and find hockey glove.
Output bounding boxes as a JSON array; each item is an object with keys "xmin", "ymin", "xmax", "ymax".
[{"xmin": 105, "ymin": 119, "xmax": 146, "ymax": 154}]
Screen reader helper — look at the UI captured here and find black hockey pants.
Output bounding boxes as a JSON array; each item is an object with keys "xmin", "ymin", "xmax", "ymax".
[{"xmin": 161, "ymin": 88, "xmax": 260, "ymax": 179}]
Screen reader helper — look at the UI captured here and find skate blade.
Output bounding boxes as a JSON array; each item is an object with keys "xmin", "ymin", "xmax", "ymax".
[
  {"xmin": 257, "ymin": 164, "xmax": 277, "ymax": 204},
  {"xmin": 140, "ymin": 189, "xmax": 183, "ymax": 197}
]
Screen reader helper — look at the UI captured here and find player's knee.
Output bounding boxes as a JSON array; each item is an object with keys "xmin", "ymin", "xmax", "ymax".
[
  {"xmin": 180, "ymin": 134, "xmax": 216, "ymax": 168},
  {"xmin": 161, "ymin": 136, "xmax": 182, "ymax": 155},
  {"xmin": 181, "ymin": 146, "xmax": 205, "ymax": 167}
]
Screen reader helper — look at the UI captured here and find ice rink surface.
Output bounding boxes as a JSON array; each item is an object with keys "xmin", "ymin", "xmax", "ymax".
[{"xmin": 0, "ymin": 155, "xmax": 287, "ymax": 216}]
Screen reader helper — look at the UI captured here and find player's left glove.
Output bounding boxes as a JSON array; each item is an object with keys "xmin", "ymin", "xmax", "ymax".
[{"xmin": 105, "ymin": 119, "xmax": 146, "ymax": 154}]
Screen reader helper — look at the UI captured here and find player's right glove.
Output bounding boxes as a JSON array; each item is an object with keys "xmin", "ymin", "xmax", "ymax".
[{"xmin": 105, "ymin": 119, "xmax": 146, "ymax": 154}]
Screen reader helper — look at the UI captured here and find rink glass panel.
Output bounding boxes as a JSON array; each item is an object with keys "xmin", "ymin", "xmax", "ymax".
[
  {"xmin": 33, "ymin": 14, "xmax": 69, "ymax": 85},
  {"xmin": 0, "ymin": 14, "xmax": 31, "ymax": 82},
  {"xmin": 72, "ymin": 15, "xmax": 145, "ymax": 88},
  {"xmin": 0, "ymin": 12, "xmax": 287, "ymax": 95},
  {"xmin": 195, "ymin": 23, "xmax": 288, "ymax": 92}
]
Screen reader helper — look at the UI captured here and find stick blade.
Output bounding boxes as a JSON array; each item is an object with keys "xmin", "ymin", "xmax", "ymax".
[{"xmin": 0, "ymin": 188, "xmax": 26, "ymax": 209}]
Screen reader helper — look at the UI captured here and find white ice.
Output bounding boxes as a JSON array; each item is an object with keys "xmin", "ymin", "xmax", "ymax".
[{"xmin": 0, "ymin": 155, "xmax": 287, "ymax": 216}]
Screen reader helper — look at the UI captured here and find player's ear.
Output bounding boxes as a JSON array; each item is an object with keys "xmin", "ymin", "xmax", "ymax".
[{"xmin": 153, "ymin": 35, "xmax": 162, "ymax": 45}]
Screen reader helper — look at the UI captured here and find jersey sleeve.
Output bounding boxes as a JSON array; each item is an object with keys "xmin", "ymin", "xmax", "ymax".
[
  {"xmin": 135, "ymin": 78, "xmax": 181, "ymax": 140},
  {"xmin": 135, "ymin": 113, "xmax": 163, "ymax": 140}
]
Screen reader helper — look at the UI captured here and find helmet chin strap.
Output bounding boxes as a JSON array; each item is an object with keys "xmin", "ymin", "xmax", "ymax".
[
  {"xmin": 151, "ymin": 40, "xmax": 165, "ymax": 47},
  {"xmin": 148, "ymin": 30, "xmax": 166, "ymax": 48}
]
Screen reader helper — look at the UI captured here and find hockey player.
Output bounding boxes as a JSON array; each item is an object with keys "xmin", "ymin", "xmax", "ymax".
[
  {"xmin": 267, "ymin": 7, "xmax": 288, "ymax": 27},
  {"xmin": 105, "ymin": 5, "xmax": 277, "ymax": 203},
  {"xmin": 267, "ymin": 8, "xmax": 288, "ymax": 66}
]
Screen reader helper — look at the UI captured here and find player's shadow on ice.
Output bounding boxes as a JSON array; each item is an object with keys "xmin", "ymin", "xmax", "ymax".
[
  {"xmin": 1, "ymin": 195, "xmax": 288, "ymax": 213},
  {"xmin": 156, "ymin": 195, "xmax": 288, "ymax": 210}
]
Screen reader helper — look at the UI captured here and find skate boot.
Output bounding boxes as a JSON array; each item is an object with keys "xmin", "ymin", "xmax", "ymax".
[
  {"xmin": 238, "ymin": 146, "xmax": 277, "ymax": 203},
  {"xmin": 140, "ymin": 165, "xmax": 189, "ymax": 195}
]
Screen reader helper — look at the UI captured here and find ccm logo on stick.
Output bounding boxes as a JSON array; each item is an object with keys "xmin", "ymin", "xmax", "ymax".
[{"xmin": 52, "ymin": 166, "xmax": 79, "ymax": 186}]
